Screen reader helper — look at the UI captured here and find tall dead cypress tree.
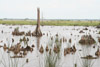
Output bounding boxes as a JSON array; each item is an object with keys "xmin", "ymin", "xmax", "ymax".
[{"xmin": 32, "ymin": 8, "xmax": 42, "ymax": 37}]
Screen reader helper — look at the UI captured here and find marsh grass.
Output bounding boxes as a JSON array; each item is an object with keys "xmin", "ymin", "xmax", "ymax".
[
  {"xmin": 77, "ymin": 45, "xmax": 96, "ymax": 67},
  {"xmin": 44, "ymin": 37, "xmax": 62, "ymax": 67},
  {"xmin": 0, "ymin": 38, "xmax": 28, "ymax": 67},
  {"xmin": 0, "ymin": 20, "xmax": 100, "ymax": 26}
]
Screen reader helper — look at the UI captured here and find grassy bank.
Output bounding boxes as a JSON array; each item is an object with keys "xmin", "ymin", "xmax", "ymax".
[{"xmin": 0, "ymin": 20, "xmax": 100, "ymax": 26}]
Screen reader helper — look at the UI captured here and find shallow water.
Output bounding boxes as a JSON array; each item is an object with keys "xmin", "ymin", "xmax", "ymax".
[{"xmin": 0, "ymin": 24, "xmax": 100, "ymax": 67}]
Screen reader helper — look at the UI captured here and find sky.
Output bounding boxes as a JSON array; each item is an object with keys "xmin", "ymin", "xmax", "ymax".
[{"xmin": 0, "ymin": 0, "xmax": 100, "ymax": 19}]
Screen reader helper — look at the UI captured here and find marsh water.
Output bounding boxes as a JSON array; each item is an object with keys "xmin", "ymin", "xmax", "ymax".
[{"xmin": 0, "ymin": 24, "xmax": 100, "ymax": 67}]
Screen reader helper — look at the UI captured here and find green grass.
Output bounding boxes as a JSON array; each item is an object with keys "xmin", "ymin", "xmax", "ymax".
[
  {"xmin": 0, "ymin": 20, "xmax": 100, "ymax": 26},
  {"xmin": 0, "ymin": 20, "xmax": 37, "ymax": 25}
]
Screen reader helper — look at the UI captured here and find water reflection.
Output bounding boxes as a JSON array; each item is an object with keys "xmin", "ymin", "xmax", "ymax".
[
  {"xmin": 0, "ymin": 25, "xmax": 100, "ymax": 67},
  {"xmin": 77, "ymin": 45, "xmax": 97, "ymax": 67},
  {"xmin": 36, "ymin": 37, "xmax": 41, "ymax": 50}
]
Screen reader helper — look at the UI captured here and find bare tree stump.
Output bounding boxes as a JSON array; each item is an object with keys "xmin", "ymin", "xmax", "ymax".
[{"xmin": 32, "ymin": 8, "xmax": 42, "ymax": 37}]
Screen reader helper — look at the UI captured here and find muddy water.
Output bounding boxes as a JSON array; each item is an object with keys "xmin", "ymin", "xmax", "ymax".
[{"xmin": 0, "ymin": 24, "xmax": 100, "ymax": 67}]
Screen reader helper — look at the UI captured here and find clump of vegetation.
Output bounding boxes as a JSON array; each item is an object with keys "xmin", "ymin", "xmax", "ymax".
[
  {"xmin": 79, "ymin": 35, "xmax": 96, "ymax": 45},
  {"xmin": 2, "ymin": 42, "xmax": 33, "ymax": 58},
  {"xmin": 64, "ymin": 45, "xmax": 76, "ymax": 56},
  {"xmin": 44, "ymin": 37, "xmax": 62, "ymax": 67},
  {"xmin": 95, "ymin": 48, "xmax": 100, "ymax": 57},
  {"xmin": 39, "ymin": 45, "xmax": 44, "ymax": 54},
  {"xmin": 25, "ymin": 31, "xmax": 31, "ymax": 36},
  {"xmin": 12, "ymin": 27, "xmax": 25, "ymax": 36},
  {"xmin": 20, "ymin": 37, "xmax": 29, "ymax": 42},
  {"xmin": 81, "ymin": 55, "xmax": 97, "ymax": 59}
]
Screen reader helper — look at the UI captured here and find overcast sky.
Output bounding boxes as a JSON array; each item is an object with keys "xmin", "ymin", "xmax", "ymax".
[{"xmin": 0, "ymin": 0, "xmax": 100, "ymax": 19}]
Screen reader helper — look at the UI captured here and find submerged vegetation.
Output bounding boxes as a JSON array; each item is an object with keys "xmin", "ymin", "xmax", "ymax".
[
  {"xmin": 0, "ymin": 20, "xmax": 100, "ymax": 26},
  {"xmin": 0, "ymin": 24, "xmax": 100, "ymax": 67}
]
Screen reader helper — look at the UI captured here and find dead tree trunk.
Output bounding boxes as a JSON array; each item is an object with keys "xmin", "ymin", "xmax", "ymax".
[{"xmin": 32, "ymin": 8, "xmax": 42, "ymax": 37}]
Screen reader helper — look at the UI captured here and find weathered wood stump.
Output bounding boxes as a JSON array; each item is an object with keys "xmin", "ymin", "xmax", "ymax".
[{"xmin": 32, "ymin": 8, "xmax": 42, "ymax": 37}]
